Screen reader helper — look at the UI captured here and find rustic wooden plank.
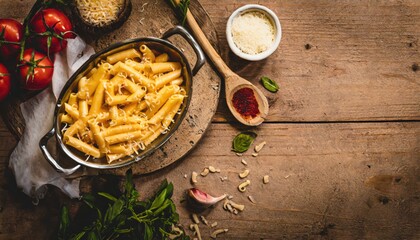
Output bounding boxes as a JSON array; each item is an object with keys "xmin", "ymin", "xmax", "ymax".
[
  {"xmin": 2, "ymin": 122, "xmax": 417, "ymax": 239},
  {"xmin": 132, "ymin": 122, "xmax": 419, "ymax": 239},
  {"xmin": 0, "ymin": 1, "xmax": 419, "ymax": 240},
  {"xmin": 0, "ymin": 119, "xmax": 16, "ymax": 179},
  {"xmin": 201, "ymin": 0, "xmax": 420, "ymax": 122}
]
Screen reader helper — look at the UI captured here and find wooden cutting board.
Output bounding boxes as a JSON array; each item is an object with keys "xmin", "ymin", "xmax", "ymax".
[{"xmin": 0, "ymin": 0, "xmax": 221, "ymax": 176}]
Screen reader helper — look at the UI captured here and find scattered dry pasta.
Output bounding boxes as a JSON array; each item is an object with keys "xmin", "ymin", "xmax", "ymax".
[{"xmin": 60, "ymin": 44, "xmax": 186, "ymax": 163}]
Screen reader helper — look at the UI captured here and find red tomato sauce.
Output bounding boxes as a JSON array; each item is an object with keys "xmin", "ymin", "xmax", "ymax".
[{"xmin": 232, "ymin": 87, "xmax": 260, "ymax": 119}]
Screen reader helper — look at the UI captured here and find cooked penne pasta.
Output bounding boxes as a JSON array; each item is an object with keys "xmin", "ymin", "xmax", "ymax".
[
  {"xmin": 108, "ymin": 144, "xmax": 131, "ymax": 154},
  {"xmin": 105, "ymin": 130, "xmax": 145, "ymax": 145},
  {"xmin": 145, "ymin": 85, "xmax": 179, "ymax": 118},
  {"xmin": 79, "ymin": 100, "xmax": 89, "ymax": 119},
  {"xmin": 155, "ymin": 69, "xmax": 182, "ymax": 90},
  {"xmin": 124, "ymin": 60, "xmax": 148, "ymax": 72},
  {"xmin": 102, "ymin": 124, "xmax": 144, "ymax": 137},
  {"xmin": 64, "ymin": 103, "xmax": 80, "ymax": 120},
  {"xmin": 66, "ymin": 136, "xmax": 101, "ymax": 158},
  {"xmin": 106, "ymin": 48, "xmax": 142, "ymax": 64},
  {"xmin": 127, "ymin": 89, "xmax": 146, "ymax": 102},
  {"xmin": 111, "ymin": 62, "xmax": 155, "ymax": 90},
  {"xmin": 170, "ymin": 77, "xmax": 183, "ymax": 86},
  {"xmin": 123, "ymin": 102, "xmax": 138, "ymax": 115},
  {"xmin": 149, "ymin": 62, "xmax": 181, "ymax": 74},
  {"xmin": 60, "ymin": 114, "xmax": 74, "ymax": 124},
  {"xmin": 144, "ymin": 126, "xmax": 164, "ymax": 146},
  {"xmin": 89, "ymin": 80, "xmax": 106, "ymax": 115},
  {"xmin": 148, "ymin": 94, "xmax": 184, "ymax": 125},
  {"xmin": 140, "ymin": 44, "xmax": 155, "ymax": 62},
  {"xmin": 155, "ymin": 53, "xmax": 169, "ymax": 63},
  {"xmin": 106, "ymin": 94, "xmax": 130, "ymax": 106},
  {"xmin": 78, "ymin": 64, "xmax": 110, "ymax": 100},
  {"xmin": 61, "ymin": 44, "xmax": 187, "ymax": 162},
  {"xmin": 86, "ymin": 67, "xmax": 97, "ymax": 79},
  {"xmin": 162, "ymin": 99, "xmax": 183, "ymax": 129},
  {"xmin": 68, "ymin": 93, "xmax": 78, "ymax": 108},
  {"xmin": 63, "ymin": 119, "xmax": 84, "ymax": 142}
]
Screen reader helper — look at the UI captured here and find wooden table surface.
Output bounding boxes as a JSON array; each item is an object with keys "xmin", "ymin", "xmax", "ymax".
[{"xmin": 1, "ymin": 0, "xmax": 419, "ymax": 239}]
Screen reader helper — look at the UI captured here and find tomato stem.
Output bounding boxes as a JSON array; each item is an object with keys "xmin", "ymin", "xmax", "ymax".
[
  {"xmin": 18, "ymin": 49, "xmax": 53, "ymax": 84},
  {"xmin": 18, "ymin": 0, "xmax": 68, "ymax": 61}
]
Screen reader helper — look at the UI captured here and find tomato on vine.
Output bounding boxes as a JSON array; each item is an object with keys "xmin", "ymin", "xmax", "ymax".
[
  {"xmin": 0, "ymin": 63, "xmax": 11, "ymax": 101},
  {"xmin": 0, "ymin": 19, "xmax": 23, "ymax": 60},
  {"xmin": 29, "ymin": 8, "xmax": 75, "ymax": 56},
  {"xmin": 18, "ymin": 48, "xmax": 53, "ymax": 90}
]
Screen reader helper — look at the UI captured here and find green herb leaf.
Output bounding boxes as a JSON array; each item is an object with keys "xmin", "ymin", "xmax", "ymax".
[
  {"xmin": 261, "ymin": 76, "xmax": 279, "ymax": 93},
  {"xmin": 144, "ymin": 223, "xmax": 153, "ymax": 240},
  {"xmin": 86, "ymin": 231, "xmax": 98, "ymax": 240},
  {"xmin": 58, "ymin": 206, "xmax": 70, "ymax": 240},
  {"xmin": 150, "ymin": 188, "xmax": 167, "ymax": 210},
  {"xmin": 167, "ymin": 0, "xmax": 190, "ymax": 26},
  {"xmin": 58, "ymin": 169, "xmax": 190, "ymax": 240},
  {"xmin": 103, "ymin": 199, "xmax": 124, "ymax": 225},
  {"xmin": 232, "ymin": 131, "xmax": 257, "ymax": 153},
  {"xmin": 98, "ymin": 192, "xmax": 118, "ymax": 202},
  {"xmin": 71, "ymin": 231, "xmax": 86, "ymax": 240}
]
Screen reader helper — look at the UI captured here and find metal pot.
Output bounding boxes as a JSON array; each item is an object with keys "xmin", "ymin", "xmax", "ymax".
[{"xmin": 39, "ymin": 26, "xmax": 205, "ymax": 175}]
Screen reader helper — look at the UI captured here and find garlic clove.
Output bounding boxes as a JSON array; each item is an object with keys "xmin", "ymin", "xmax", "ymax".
[{"xmin": 188, "ymin": 188, "xmax": 227, "ymax": 208}]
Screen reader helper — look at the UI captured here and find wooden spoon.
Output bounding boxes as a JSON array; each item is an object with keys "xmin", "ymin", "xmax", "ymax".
[{"xmin": 184, "ymin": 10, "xmax": 269, "ymax": 126}]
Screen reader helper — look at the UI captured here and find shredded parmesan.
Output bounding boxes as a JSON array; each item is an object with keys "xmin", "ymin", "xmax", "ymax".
[
  {"xmin": 231, "ymin": 11, "xmax": 275, "ymax": 55},
  {"xmin": 75, "ymin": 0, "xmax": 125, "ymax": 27}
]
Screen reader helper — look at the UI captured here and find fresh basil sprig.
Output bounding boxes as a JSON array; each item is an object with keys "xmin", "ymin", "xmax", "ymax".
[
  {"xmin": 58, "ymin": 169, "xmax": 189, "ymax": 240},
  {"xmin": 167, "ymin": 0, "xmax": 190, "ymax": 26},
  {"xmin": 260, "ymin": 76, "xmax": 279, "ymax": 93},
  {"xmin": 232, "ymin": 131, "xmax": 257, "ymax": 153}
]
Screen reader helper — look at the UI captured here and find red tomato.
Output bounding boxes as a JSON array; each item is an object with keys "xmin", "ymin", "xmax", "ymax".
[
  {"xmin": 30, "ymin": 8, "xmax": 75, "ymax": 55},
  {"xmin": 18, "ymin": 49, "xmax": 54, "ymax": 90},
  {"xmin": 0, "ymin": 63, "xmax": 11, "ymax": 101},
  {"xmin": 0, "ymin": 19, "xmax": 23, "ymax": 60}
]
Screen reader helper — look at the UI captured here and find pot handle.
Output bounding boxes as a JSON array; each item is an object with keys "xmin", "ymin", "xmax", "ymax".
[
  {"xmin": 162, "ymin": 25, "xmax": 205, "ymax": 76},
  {"xmin": 39, "ymin": 128, "xmax": 81, "ymax": 175}
]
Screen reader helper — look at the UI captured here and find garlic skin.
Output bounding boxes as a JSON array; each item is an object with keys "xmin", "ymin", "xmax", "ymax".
[{"xmin": 187, "ymin": 188, "xmax": 227, "ymax": 208}]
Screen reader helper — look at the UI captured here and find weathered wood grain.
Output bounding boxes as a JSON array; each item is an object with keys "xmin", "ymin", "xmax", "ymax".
[
  {"xmin": 0, "ymin": 0, "xmax": 419, "ymax": 239},
  {"xmin": 1, "ymin": 121, "xmax": 418, "ymax": 239},
  {"xmin": 135, "ymin": 122, "xmax": 419, "ymax": 239},
  {"xmin": 202, "ymin": 0, "xmax": 420, "ymax": 122}
]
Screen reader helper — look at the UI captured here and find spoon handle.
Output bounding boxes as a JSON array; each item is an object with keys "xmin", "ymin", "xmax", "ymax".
[{"xmin": 185, "ymin": 10, "xmax": 233, "ymax": 79}]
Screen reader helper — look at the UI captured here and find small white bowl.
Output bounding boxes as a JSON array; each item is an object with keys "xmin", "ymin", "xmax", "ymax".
[{"xmin": 226, "ymin": 4, "xmax": 282, "ymax": 61}]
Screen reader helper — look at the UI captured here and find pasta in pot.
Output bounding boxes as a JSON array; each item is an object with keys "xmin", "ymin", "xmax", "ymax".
[{"xmin": 60, "ymin": 44, "xmax": 186, "ymax": 163}]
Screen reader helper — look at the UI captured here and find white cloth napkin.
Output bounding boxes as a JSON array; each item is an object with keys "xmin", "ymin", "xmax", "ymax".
[{"xmin": 9, "ymin": 36, "xmax": 95, "ymax": 201}]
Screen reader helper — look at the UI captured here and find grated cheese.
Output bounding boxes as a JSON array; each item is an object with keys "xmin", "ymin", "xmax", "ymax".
[
  {"xmin": 76, "ymin": 0, "xmax": 125, "ymax": 27},
  {"xmin": 231, "ymin": 11, "xmax": 275, "ymax": 55}
]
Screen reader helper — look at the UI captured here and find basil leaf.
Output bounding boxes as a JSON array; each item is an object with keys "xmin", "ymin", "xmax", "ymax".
[
  {"xmin": 58, "ymin": 206, "xmax": 70, "ymax": 240},
  {"xmin": 144, "ymin": 223, "xmax": 153, "ymax": 240},
  {"xmin": 71, "ymin": 231, "xmax": 86, "ymax": 240},
  {"xmin": 86, "ymin": 231, "xmax": 98, "ymax": 240},
  {"xmin": 167, "ymin": 0, "xmax": 190, "ymax": 26},
  {"xmin": 153, "ymin": 199, "xmax": 172, "ymax": 216},
  {"xmin": 104, "ymin": 199, "xmax": 124, "ymax": 225},
  {"xmin": 58, "ymin": 170, "xmax": 190, "ymax": 240},
  {"xmin": 232, "ymin": 131, "xmax": 257, "ymax": 153},
  {"xmin": 261, "ymin": 76, "xmax": 279, "ymax": 93},
  {"xmin": 150, "ymin": 188, "xmax": 167, "ymax": 210},
  {"xmin": 98, "ymin": 192, "xmax": 118, "ymax": 202}
]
